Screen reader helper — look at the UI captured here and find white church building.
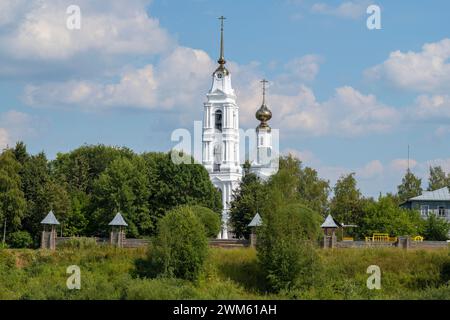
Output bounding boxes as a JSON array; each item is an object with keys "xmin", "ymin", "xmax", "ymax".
[{"xmin": 201, "ymin": 17, "xmax": 278, "ymax": 239}]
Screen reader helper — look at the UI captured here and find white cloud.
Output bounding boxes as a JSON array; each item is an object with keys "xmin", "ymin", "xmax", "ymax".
[
  {"xmin": 0, "ymin": 128, "xmax": 9, "ymax": 149},
  {"xmin": 0, "ymin": 0, "xmax": 173, "ymax": 60},
  {"xmin": 389, "ymin": 159, "xmax": 418, "ymax": 172},
  {"xmin": 24, "ymin": 46, "xmax": 214, "ymax": 110},
  {"xmin": 413, "ymin": 94, "xmax": 450, "ymax": 120},
  {"xmin": 311, "ymin": 1, "xmax": 370, "ymax": 20},
  {"xmin": 268, "ymin": 85, "xmax": 400, "ymax": 137},
  {"xmin": 366, "ymin": 38, "xmax": 450, "ymax": 93},
  {"xmin": 0, "ymin": 110, "xmax": 35, "ymax": 147},
  {"xmin": 278, "ymin": 55, "xmax": 322, "ymax": 85},
  {"xmin": 0, "ymin": 0, "xmax": 30, "ymax": 27},
  {"xmin": 357, "ymin": 160, "xmax": 383, "ymax": 179}
]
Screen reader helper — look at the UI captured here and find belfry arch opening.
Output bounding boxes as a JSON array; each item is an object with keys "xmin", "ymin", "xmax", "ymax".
[{"xmin": 215, "ymin": 110, "xmax": 223, "ymax": 132}]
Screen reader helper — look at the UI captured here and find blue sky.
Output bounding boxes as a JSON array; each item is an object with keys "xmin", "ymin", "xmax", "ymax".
[{"xmin": 0, "ymin": 0, "xmax": 449, "ymax": 197}]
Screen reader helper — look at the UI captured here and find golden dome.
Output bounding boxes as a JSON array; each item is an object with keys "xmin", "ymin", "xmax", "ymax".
[
  {"xmin": 256, "ymin": 104, "xmax": 272, "ymax": 126},
  {"xmin": 256, "ymin": 79, "xmax": 272, "ymax": 129}
]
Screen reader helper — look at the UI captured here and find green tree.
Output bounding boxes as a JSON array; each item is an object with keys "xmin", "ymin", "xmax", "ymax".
[
  {"xmin": 428, "ymin": 166, "xmax": 449, "ymax": 191},
  {"xmin": 358, "ymin": 195, "xmax": 424, "ymax": 238},
  {"xmin": 229, "ymin": 172, "xmax": 266, "ymax": 239},
  {"xmin": 278, "ymin": 155, "xmax": 330, "ymax": 215},
  {"xmin": 20, "ymin": 152, "xmax": 53, "ymax": 241},
  {"xmin": 397, "ymin": 169, "xmax": 422, "ymax": 202},
  {"xmin": 91, "ymin": 156, "xmax": 151, "ymax": 237},
  {"xmin": 329, "ymin": 173, "xmax": 363, "ymax": 225},
  {"xmin": 298, "ymin": 167, "xmax": 330, "ymax": 215},
  {"xmin": 0, "ymin": 150, "xmax": 27, "ymax": 239},
  {"xmin": 8, "ymin": 230, "xmax": 33, "ymax": 248},
  {"xmin": 257, "ymin": 203, "xmax": 321, "ymax": 292},
  {"xmin": 143, "ymin": 152, "xmax": 222, "ymax": 228},
  {"xmin": 423, "ymin": 214, "xmax": 450, "ymax": 241},
  {"xmin": 189, "ymin": 205, "xmax": 221, "ymax": 238},
  {"xmin": 51, "ymin": 144, "xmax": 135, "ymax": 194},
  {"xmin": 13, "ymin": 141, "xmax": 29, "ymax": 166},
  {"xmin": 256, "ymin": 160, "xmax": 322, "ymax": 292},
  {"xmin": 147, "ymin": 206, "xmax": 208, "ymax": 281}
]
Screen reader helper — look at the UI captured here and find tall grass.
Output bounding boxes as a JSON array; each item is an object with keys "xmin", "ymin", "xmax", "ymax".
[{"xmin": 0, "ymin": 246, "xmax": 448, "ymax": 300}]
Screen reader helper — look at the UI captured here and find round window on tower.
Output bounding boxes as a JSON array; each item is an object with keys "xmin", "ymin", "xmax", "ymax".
[{"xmin": 216, "ymin": 72, "xmax": 223, "ymax": 79}]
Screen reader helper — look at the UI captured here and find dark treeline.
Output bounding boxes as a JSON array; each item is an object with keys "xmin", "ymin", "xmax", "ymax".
[{"xmin": 0, "ymin": 142, "xmax": 222, "ymax": 247}]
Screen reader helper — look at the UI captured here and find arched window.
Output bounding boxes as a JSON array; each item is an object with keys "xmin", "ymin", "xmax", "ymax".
[
  {"xmin": 215, "ymin": 110, "xmax": 222, "ymax": 131},
  {"xmin": 213, "ymin": 143, "xmax": 222, "ymax": 172}
]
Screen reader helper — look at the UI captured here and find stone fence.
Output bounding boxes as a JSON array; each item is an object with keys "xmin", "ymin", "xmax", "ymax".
[
  {"xmin": 51, "ymin": 236, "xmax": 448, "ymax": 250},
  {"xmin": 335, "ymin": 239, "xmax": 448, "ymax": 249},
  {"xmin": 55, "ymin": 236, "xmax": 151, "ymax": 248}
]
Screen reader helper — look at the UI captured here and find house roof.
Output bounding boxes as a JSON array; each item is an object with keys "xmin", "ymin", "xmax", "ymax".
[
  {"xmin": 248, "ymin": 213, "xmax": 262, "ymax": 227},
  {"xmin": 41, "ymin": 210, "xmax": 60, "ymax": 225},
  {"xmin": 408, "ymin": 187, "xmax": 450, "ymax": 201},
  {"xmin": 321, "ymin": 214, "xmax": 341, "ymax": 228},
  {"xmin": 108, "ymin": 212, "xmax": 128, "ymax": 227}
]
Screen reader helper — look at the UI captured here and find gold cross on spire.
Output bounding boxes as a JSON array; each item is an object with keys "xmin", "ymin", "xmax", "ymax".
[
  {"xmin": 261, "ymin": 79, "xmax": 269, "ymax": 104},
  {"xmin": 218, "ymin": 16, "xmax": 226, "ymax": 65}
]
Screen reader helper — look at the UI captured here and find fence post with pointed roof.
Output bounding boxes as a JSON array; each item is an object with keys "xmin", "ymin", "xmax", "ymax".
[
  {"xmin": 109, "ymin": 212, "xmax": 128, "ymax": 248},
  {"xmin": 40, "ymin": 210, "xmax": 60, "ymax": 250},
  {"xmin": 321, "ymin": 214, "xmax": 340, "ymax": 249},
  {"xmin": 248, "ymin": 213, "xmax": 262, "ymax": 248}
]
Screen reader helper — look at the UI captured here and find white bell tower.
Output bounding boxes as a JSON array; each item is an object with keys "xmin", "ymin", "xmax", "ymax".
[
  {"xmin": 202, "ymin": 16, "xmax": 242, "ymax": 239},
  {"xmin": 250, "ymin": 79, "xmax": 278, "ymax": 181}
]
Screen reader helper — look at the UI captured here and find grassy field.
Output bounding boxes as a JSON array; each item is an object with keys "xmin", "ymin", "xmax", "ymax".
[{"xmin": 0, "ymin": 246, "xmax": 449, "ymax": 300}]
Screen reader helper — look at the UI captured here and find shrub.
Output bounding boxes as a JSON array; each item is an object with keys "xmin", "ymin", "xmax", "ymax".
[
  {"xmin": 189, "ymin": 205, "xmax": 221, "ymax": 238},
  {"xmin": 423, "ymin": 214, "xmax": 450, "ymax": 241},
  {"xmin": 8, "ymin": 231, "xmax": 33, "ymax": 248},
  {"xmin": 257, "ymin": 203, "xmax": 321, "ymax": 292},
  {"xmin": 147, "ymin": 206, "xmax": 208, "ymax": 281},
  {"xmin": 58, "ymin": 237, "xmax": 98, "ymax": 249}
]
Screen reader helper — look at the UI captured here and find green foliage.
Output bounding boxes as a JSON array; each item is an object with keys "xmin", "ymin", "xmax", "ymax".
[
  {"xmin": 254, "ymin": 159, "xmax": 324, "ymax": 292},
  {"xmin": 189, "ymin": 205, "xmax": 221, "ymax": 238},
  {"xmin": 143, "ymin": 152, "xmax": 222, "ymax": 222},
  {"xmin": 257, "ymin": 202, "xmax": 321, "ymax": 292},
  {"xmin": 298, "ymin": 166, "xmax": 330, "ymax": 215},
  {"xmin": 58, "ymin": 237, "xmax": 98, "ymax": 249},
  {"xmin": 51, "ymin": 144, "xmax": 135, "ymax": 194},
  {"xmin": 8, "ymin": 231, "xmax": 33, "ymax": 248},
  {"xmin": 330, "ymin": 173, "xmax": 363, "ymax": 225},
  {"xmin": 428, "ymin": 166, "xmax": 450, "ymax": 191},
  {"xmin": 0, "ymin": 149, "xmax": 27, "ymax": 233},
  {"xmin": 91, "ymin": 156, "xmax": 151, "ymax": 237},
  {"xmin": 398, "ymin": 169, "xmax": 422, "ymax": 202},
  {"xmin": 423, "ymin": 214, "xmax": 450, "ymax": 241},
  {"xmin": 13, "ymin": 141, "xmax": 29, "ymax": 166},
  {"xmin": 147, "ymin": 206, "xmax": 208, "ymax": 281},
  {"xmin": 0, "ymin": 247, "xmax": 449, "ymax": 300},
  {"xmin": 358, "ymin": 195, "xmax": 425, "ymax": 238},
  {"xmin": 230, "ymin": 173, "xmax": 266, "ymax": 239}
]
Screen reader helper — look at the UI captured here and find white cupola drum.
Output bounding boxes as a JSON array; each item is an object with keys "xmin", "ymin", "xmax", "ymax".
[{"xmin": 250, "ymin": 79, "xmax": 277, "ymax": 181}]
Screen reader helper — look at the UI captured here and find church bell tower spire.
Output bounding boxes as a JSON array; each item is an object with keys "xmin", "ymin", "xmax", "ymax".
[
  {"xmin": 218, "ymin": 16, "xmax": 226, "ymax": 66},
  {"xmin": 202, "ymin": 16, "xmax": 241, "ymax": 240}
]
